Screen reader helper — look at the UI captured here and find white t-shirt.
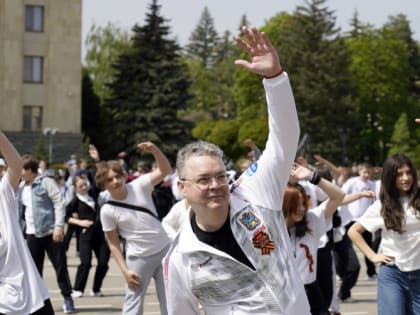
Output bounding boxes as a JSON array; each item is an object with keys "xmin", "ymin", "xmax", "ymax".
[
  {"xmin": 101, "ymin": 173, "xmax": 169, "ymax": 257},
  {"xmin": 340, "ymin": 176, "xmax": 375, "ymax": 224},
  {"xmin": 289, "ymin": 202, "xmax": 331, "ymax": 284},
  {"xmin": 0, "ymin": 176, "xmax": 49, "ymax": 314},
  {"xmin": 358, "ymin": 198, "xmax": 420, "ymax": 272},
  {"xmin": 21, "ymin": 184, "xmax": 35, "ymax": 234}
]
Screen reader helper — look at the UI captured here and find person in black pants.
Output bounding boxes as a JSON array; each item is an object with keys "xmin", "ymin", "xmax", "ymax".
[
  {"xmin": 66, "ymin": 175, "xmax": 110, "ymax": 298},
  {"xmin": 334, "ymin": 222, "xmax": 361, "ymax": 302},
  {"xmin": 19, "ymin": 155, "xmax": 76, "ymax": 313}
]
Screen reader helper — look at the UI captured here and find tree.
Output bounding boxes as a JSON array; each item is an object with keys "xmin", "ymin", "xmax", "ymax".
[
  {"xmin": 347, "ymin": 28, "xmax": 411, "ymax": 163},
  {"xmin": 185, "ymin": 6, "xmax": 219, "ymax": 68},
  {"xmin": 84, "ymin": 22, "xmax": 131, "ymax": 104},
  {"xmin": 81, "ymin": 67, "xmax": 101, "ymax": 145},
  {"xmin": 284, "ymin": 0, "xmax": 355, "ymax": 163},
  {"xmin": 101, "ymin": 0, "xmax": 192, "ymax": 162},
  {"xmin": 388, "ymin": 112, "xmax": 420, "ymax": 166},
  {"xmin": 383, "ymin": 14, "xmax": 420, "ymax": 100},
  {"xmin": 388, "ymin": 113, "xmax": 412, "ymax": 156},
  {"xmin": 347, "ymin": 10, "xmax": 373, "ymax": 38}
]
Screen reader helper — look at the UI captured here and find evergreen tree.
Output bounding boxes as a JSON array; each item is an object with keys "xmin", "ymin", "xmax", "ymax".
[
  {"xmin": 278, "ymin": 0, "xmax": 355, "ymax": 163},
  {"xmin": 388, "ymin": 112, "xmax": 412, "ymax": 156},
  {"xmin": 185, "ymin": 6, "xmax": 219, "ymax": 68},
  {"xmin": 81, "ymin": 67, "xmax": 101, "ymax": 145},
  {"xmin": 102, "ymin": 0, "xmax": 192, "ymax": 162},
  {"xmin": 84, "ymin": 23, "xmax": 131, "ymax": 104},
  {"xmin": 383, "ymin": 14, "xmax": 420, "ymax": 99},
  {"xmin": 347, "ymin": 28, "xmax": 411, "ymax": 163},
  {"xmin": 348, "ymin": 10, "xmax": 373, "ymax": 38}
]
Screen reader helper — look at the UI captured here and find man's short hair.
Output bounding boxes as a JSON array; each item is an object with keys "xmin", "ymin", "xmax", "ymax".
[
  {"xmin": 176, "ymin": 141, "xmax": 224, "ymax": 178},
  {"xmin": 22, "ymin": 154, "xmax": 39, "ymax": 173}
]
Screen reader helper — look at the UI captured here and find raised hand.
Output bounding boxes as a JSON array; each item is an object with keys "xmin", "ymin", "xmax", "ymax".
[
  {"xmin": 89, "ymin": 144, "xmax": 100, "ymax": 162},
  {"xmin": 234, "ymin": 26, "xmax": 282, "ymax": 78},
  {"xmin": 137, "ymin": 141, "xmax": 157, "ymax": 153},
  {"xmin": 290, "ymin": 162, "xmax": 312, "ymax": 181}
]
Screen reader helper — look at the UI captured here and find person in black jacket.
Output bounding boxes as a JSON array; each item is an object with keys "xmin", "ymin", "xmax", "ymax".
[{"xmin": 66, "ymin": 175, "xmax": 110, "ymax": 298}]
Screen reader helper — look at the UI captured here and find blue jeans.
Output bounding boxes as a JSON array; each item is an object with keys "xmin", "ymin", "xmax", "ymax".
[{"xmin": 378, "ymin": 264, "xmax": 420, "ymax": 315}]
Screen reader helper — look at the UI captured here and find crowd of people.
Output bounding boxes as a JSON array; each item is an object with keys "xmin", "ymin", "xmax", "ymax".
[{"xmin": 1, "ymin": 26, "xmax": 419, "ymax": 315}]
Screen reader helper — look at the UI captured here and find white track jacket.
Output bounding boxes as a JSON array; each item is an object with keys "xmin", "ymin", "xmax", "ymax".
[{"xmin": 164, "ymin": 73, "xmax": 310, "ymax": 315}]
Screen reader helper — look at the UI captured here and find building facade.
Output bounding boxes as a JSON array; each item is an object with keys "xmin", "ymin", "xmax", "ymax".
[{"xmin": 0, "ymin": 0, "xmax": 82, "ymax": 164}]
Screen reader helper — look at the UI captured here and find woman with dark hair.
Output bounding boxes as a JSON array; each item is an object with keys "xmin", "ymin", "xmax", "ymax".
[
  {"xmin": 349, "ymin": 153, "xmax": 420, "ymax": 315},
  {"xmin": 285, "ymin": 163, "xmax": 345, "ymax": 315}
]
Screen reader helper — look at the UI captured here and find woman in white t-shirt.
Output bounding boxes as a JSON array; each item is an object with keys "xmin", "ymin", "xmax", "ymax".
[
  {"xmin": 0, "ymin": 131, "xmax": 53, "ymax": 315},
  {"xmin": 284, "ymin": 163, "xmax": 345, "ymax": 315},
  {"xmin": 349, "ymin": 153, "xmax": 420, "ymax": 315}
]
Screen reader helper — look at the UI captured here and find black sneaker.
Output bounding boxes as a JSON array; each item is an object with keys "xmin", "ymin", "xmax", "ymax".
[{"xmin": 63, "ymin": 297, "xmax": 76, "ymax": 314}]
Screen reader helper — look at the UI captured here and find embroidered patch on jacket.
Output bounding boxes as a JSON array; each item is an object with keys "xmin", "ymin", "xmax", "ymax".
[
  {"xmin": 252, "ymin": 229, "xmax": 275, "ymax": 255},
  {"xmin": 245, "ymin": 161, "xmax": 258, "ymax": 176},
  {"xmin": 239, "ymin": 210, "xmax": 261, "ymax": 230}
]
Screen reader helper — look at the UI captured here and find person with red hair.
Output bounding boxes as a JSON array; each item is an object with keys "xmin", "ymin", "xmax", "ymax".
[{"xmin": 285, "ymin": 162, "xmax": 345, "ymax": 315}]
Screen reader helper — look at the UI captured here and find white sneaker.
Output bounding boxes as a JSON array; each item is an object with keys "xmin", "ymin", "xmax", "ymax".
[
  {"xmin": 71, "ymin": 290, "xmax": 83, "ymax": 298},
  {"xmin": 90, "ymin": 289, "xmax": 104, "ymax": 297}
]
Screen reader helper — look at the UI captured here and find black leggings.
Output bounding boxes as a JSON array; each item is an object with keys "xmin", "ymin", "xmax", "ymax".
[{"xmin": 0, "ymin": 299, "xmax": 54, "ymax": 315}]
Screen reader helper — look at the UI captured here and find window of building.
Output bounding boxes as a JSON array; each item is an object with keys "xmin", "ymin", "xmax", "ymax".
[
  {"xmin": 23, "ymin": 56, "xmax": 43, "ymax": 83},
  {"xmin": 25, "ymin": 5, "xmax": 44, "ymax": 32},
  {"xmin": 23, "ymin": 106, "xmax": 43, "ymax": 131}
]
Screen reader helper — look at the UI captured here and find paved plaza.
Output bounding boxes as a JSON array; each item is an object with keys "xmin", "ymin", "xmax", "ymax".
[{"xmin": 45, "ymin": 240, "xmax": 378, "ymax": 314}]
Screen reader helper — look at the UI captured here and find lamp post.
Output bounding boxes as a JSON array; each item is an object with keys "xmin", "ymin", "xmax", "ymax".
[{"xmin": 43, "ymin": 127, "xmax": 58, "ymax": 166}]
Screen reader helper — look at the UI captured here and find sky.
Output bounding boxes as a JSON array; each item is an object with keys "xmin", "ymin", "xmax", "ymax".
[{"xmin": 82, "ymin": 0, "xmax": 420, "ymax": 59}]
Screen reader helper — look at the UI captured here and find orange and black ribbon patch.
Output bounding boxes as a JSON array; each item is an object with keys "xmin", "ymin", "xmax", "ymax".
[
  {"xmin": 299, "ymin": 243, "xmax": 314, "ymax": 272},
  {"xmin": 252, "ymin": 230, "xmax": 275, "ymax": 255}
]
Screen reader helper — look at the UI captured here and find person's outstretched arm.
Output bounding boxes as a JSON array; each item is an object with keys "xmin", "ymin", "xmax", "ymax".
[
  {"xmin": 290, "ymin": 162, "xmax": 345, "ymax": 218},
  {"xmin": 348, "ymin": 222, "xmax": 393, "ymax": 264},
  {"xmin": 137, "ymin": 142, "xmax": 171, "ymax": 186},
  {"xmin": 0, "ymin": 131, "xmax": 22, "ymax": 190},
  {"xmin": 234, "ymin": 26, "xmax": 299, "ymax": 209}
]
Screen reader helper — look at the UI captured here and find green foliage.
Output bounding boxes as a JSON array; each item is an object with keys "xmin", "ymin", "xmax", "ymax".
[
  {"xmin": 81, "ymin": 67, "xmax": 102, "ymax": 145},
  {"xmin": 33, "ymin": 134, "xmax": 48, "ymax": 162},
  {"xmin": 101, "ymin": 0, "xmax": 193, "ymax": 163},
  {"xmin": 388, "ymin": 112, "xmax": 420, "ymax": 165},
  {"xmin": 193, "ymin": 119, "xmax": 241, "ymax": 159},
  {"xmin": 261, "ymin": 1, "xmax": 355, "ymax": 163},
  {"xmin": 347, "ymin": 27, "xmax": 412, "ymax": 163},
  {"xmin": 185, "ymin": 6, "xmax": 220, "ymax": 67},
  {"xmin": 84, "ymin": 22, "xmax": 131, "ymax": 104},
  {"xmin": 191, "ymin": 120, "xmax": 217, "ymax": 139},
  {"xmin": 237, "ymin": 118, "xmax": 268, "ymax": 151},
  {"xmin": 388, "ymin": 112, "xmax": 411, "ymax": 154}
]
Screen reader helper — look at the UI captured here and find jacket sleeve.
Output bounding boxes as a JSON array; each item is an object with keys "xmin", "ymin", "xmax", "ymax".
[
  {"xmin": 238, "ymin": 73, "xmax": 300, "ymax": 210},
  {"xmin": 43, "ymin": 177, "xmax": 65, "ymax": 230},
  {"xmin": 65, "ymin": 197, "xmax": 78, "ymax": 222}
]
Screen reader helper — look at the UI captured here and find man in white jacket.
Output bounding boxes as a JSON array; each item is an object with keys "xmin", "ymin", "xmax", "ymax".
[{"xmin": 163, "ymin": 26, "xmax": 310, "ymax": 315}]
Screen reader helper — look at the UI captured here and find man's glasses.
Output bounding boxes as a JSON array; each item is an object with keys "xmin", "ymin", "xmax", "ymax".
[{"xmin": 181, "ymin": 173, "xmax": 229, "ymax": 190}]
